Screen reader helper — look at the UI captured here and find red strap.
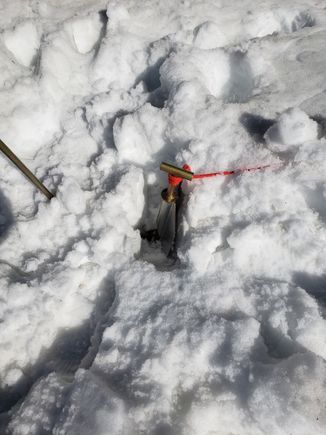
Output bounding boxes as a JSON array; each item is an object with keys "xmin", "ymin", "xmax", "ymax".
[
  {"xmin": 193, "ymin": 170, "xmax": 235, "ymax": 178},
  {"xmin": 193, "ymin": 164, "xmax": 274, "ymax": 179},
  {"xmin": 168, "ymin": 164, "xmax": 192, "ymax": 186},
  {"xmin": 168, "ymin": 163, "xmax": 281, "ymax": 186},
  {"xmin": 168, "ymin": 173, "xmax": 182, "ymax": 186}
]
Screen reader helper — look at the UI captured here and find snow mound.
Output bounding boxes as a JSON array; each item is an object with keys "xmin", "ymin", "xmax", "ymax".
[
  {"xmin": 193, "ymin": 21, "xmax": 227, "ymax": 49},
  {"xmin": 53, "ymin": 370, "xmax": 130, "ymax": 435},
  {"xmin": 160, "ymin": 48, "xmax": 230, "ymax": 99},
  {"xmin": 9, "ymin": 371, "xmax": 130, "ymax": 435},
  {"xmin": 265, "ymin": 108, "xmax": 318, "ymax": 152},
  {"xmin": 67, "ymin": 12, "xmax": 106, "ymax": 54},
  {"xmin": 8, "ymin": 373, "xmax": 68, "ymax": 435},
  {"xmin": 2, "ymin": 21, "xmax": 40, "ymax": 67},
  {"xmin": 113, "ymin": 103, "xmax": 167, "ymax": 164},
  {"xmin": 244, "ymin": 8, "xmax": 315, "ymax": 39}
]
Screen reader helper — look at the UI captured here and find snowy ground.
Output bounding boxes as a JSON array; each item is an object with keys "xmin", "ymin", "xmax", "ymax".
[{"xmin": 0, "ymin": 0, "xmax": 326, "ymax": 433}]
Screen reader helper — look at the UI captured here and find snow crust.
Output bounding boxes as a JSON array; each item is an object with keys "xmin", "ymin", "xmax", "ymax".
[{"xmin": 0, "ymin": 0, "xmax": 326, "ymax": 434}]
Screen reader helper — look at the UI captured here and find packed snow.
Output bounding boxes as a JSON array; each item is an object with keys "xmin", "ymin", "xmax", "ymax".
[{"xmin": 0, "ymin": 0, "xmax": 326, "ymax": 434}]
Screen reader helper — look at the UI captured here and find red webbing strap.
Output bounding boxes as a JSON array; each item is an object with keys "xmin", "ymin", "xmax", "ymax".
[
  {"xmin": 193, "ymin": 164, "xmax": 274, "ymax": 179},
  {"xmin": 168, "ymin": 164, "xmax": 192, "ymax": 186},
  {"xmin": 168, "ymin": 163, "xmax": 282, "ymax": 185}
]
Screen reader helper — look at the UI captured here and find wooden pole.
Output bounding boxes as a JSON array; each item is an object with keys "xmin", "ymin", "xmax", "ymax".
[{"xmin": 0, "ymin": 138, "xmax": 54, "ymax": 200}]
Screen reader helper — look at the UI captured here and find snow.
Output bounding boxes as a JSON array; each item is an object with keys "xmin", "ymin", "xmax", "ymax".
[
  {"xmin": 0, "ymin": 0, "xmax": 326, "ymax": 434},
  {"xmin": 2, "ymin": 21, "xmax": 40, "ymax": 67},
  {"xmin": 265, "ymin": 108, "xmax": 319, "ymax": 151}
]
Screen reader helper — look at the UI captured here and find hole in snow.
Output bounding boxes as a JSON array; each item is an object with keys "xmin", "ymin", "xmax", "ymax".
[
  {"xmin": 141, "ymin": 59, "xmax": 164, "ymax": 93},
  {"xmin": 240, "ymin": 112, "xmax": 275, "ymax": 143},
  {"xmin": 148, "ymin": 88, "xmax": 167, "ymax": 109},
  {"xmin": 259, "ymin": 322, "xmax": 304, "ymax": 360},
  {"xmin": 302, "ymin": 183, "xmax": 326, "ymax": 224},
  {"xmin": 311, "ymin": 114, "xmax": 326, "ymax": 139},
  {"xmin": 0, "ymin": 189, "xmax": 14, "ymax": 241},
  {"xmin": 136, "ymin": 56, "xmax": 168, "ymax": 108},
  {"xmin": 98, "ymin": 9, "xmax": 108, "ymax": 26},
  {"xmin": 293, "ymin": 272, "xmax": 326, "ymax": 317},
  {"xmin": 223, "ymin": 51, "xmax": 255, "ymax": 104},
  {"xmin": 284, "ymin": 11, "xmax": 315, "ymax": 33}
]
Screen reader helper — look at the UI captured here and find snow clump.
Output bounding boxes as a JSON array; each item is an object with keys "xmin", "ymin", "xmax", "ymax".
[{"xmin": 265, "ymin": 107, "xmax": 318, "ymax": 152}]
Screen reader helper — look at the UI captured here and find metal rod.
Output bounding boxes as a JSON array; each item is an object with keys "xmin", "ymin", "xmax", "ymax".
[
  {"xmin": 0, "ymin": 138, "xmax": 54, "ymax": 200},
  {"xmin": 160, "ymin": 162, "xmax": 194, "ymax": 181},
  {"xmin": 161, "ymin": 184, "xmax": 178, "ymax": 203}
]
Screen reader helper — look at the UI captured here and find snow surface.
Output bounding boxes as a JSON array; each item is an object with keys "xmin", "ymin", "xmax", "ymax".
[{"xmin": 0, "ymin": 0, "xmax": 326, "ymax": 434}]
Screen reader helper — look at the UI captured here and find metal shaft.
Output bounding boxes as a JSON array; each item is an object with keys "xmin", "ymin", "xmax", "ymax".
[
  {"xmin": 165, "ymin": 184, "xmax": 177, "ymax": 203},
  {"xmin": 0, "ymin": 138, "xmax": 54, "ymax": 200},
  {"xmin": 160, "ymin": 162, "xmax": 194, "ymax": 181}
]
